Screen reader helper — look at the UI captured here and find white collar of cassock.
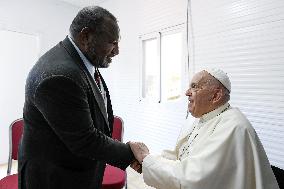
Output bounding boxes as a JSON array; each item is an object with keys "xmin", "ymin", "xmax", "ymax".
[{"xmin": 199, "ymin": 102, "xmax": 230, "ymax": 124}]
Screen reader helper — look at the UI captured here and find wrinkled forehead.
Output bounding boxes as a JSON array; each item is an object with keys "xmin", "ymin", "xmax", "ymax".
[{"xmin": 190, "ymin": 71, "xmax": 210, "ymax": 84}]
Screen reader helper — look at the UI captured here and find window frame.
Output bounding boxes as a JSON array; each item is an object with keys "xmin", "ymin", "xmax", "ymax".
[
  {"xmin": 140, "ymin": 32, "xmax": 161, "ymax": 103},
  {"xmin": 139, "ymin": 24, "xmax": 187, "ymax": 103}
]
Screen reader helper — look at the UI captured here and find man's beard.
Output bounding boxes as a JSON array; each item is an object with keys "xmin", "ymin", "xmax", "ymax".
[
  {"xmin": 93, "ymin": 56, "xmax": 110, "ymax": 68},
  {"xmin": 85, "ymin": 50, "xmax": 111, "ymax": 68},
  {"xmin": 85, "ymin": 44, "xmax": 112, "ymax": 68}
]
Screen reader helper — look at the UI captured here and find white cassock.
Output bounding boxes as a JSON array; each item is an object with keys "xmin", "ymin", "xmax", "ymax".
[{"xmin": 142, "ymin": 103, "xmax": 279, "ymax": 189}]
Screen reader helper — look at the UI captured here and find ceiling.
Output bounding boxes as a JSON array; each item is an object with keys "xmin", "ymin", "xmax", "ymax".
[{"xmin": 59, "ymin": 0, "xmax": 106, "ymax": 7}]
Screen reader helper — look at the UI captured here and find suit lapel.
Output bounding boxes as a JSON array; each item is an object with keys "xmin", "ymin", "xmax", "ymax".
[
  {"xmin": 60, "ymin": 37, "xmax": 110, "ymax": 130},
  {"xmin": 97, "ymin": 69, "xmax": 113, "ymax": 134}
]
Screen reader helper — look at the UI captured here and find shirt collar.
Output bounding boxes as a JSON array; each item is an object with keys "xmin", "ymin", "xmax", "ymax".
[
  {"xmin": 199, "ymin": 102, "xmax": 230, "ymax": 123},
  {"xmin": 68, "ymin": 35, "xmax": 95, "ymax": 77}
]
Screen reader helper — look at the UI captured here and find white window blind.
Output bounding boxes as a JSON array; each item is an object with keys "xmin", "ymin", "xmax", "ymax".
[
  {"xmin": 138, "ymin": 0, "xmax": 187, "ymax": 34},
  {"xmin": 189, "ymin": 0, "xmax": 284, "ymax": 168}
]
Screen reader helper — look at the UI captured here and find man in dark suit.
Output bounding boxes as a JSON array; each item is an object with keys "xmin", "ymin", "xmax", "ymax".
[{"xmin": 19, "ymin": 6, "xmax": 135, "ymax": 189}]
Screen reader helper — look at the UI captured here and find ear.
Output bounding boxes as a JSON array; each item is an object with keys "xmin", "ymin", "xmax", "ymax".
[
  {"xmin": 211, "ymin": 88, "xmax": 223, "ymax": 103},
  {"xmin": 80, "ymin": 27, "xmax": 91, "ymax": 39},
  {"xmin": 76, "ymin": 27, "xmax": 92, "ymax": 51}
]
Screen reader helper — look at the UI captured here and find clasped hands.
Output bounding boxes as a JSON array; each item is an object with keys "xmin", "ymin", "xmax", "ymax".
[{"xmin": 128, "ymin": 142, "xmax": 149, "ymax": 173}]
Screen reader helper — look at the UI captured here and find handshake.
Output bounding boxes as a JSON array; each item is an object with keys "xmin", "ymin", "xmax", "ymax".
[{"xmin": 128, "ymin": 142, "xmax": 150, "ymax": 174}]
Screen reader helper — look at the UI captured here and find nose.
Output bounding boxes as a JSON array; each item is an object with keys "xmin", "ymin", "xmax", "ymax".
[
  {"xmin": 185, "ymin": 88, "xmax": 192, "ymax": 96},
  {"xmin": 111, "ymin": 43, "xmax": 119, "ymax": 57}
]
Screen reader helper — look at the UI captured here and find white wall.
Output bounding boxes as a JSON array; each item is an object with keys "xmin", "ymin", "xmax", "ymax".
[
  {"xmin": 0, "ymin": 0, "xmax": 80, "ymax": 164},
  {"xmin": 98, "ymin": 0, "xmax": 189, "ymax": 154},
  {"xmin": 0, "ymin": 0, "xmax": 80, "ymax": 55},
  {"xmin": 98, "ymin": 0, "xmax": 284, "ymax": 169}
]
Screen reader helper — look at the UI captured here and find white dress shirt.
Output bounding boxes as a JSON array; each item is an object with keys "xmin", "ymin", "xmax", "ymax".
[{"xmin": 68, "ymin": 36, "xmax": 108, "ymax": 112}]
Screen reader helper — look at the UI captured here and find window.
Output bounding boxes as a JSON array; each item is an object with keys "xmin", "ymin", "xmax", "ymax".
[
  {"xmin": 142, "ymin": 37, "xmax": 160, "ymax": 102},
  {"xmin": 161, "ymin": 32, "xmax": 183, "ymax": 101},
  {"xmin": 141, "ymin": 26, "xmax": 185, "ymax": 102}
]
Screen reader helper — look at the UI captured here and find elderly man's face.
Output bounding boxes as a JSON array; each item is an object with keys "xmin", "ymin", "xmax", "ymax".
[
  {"xmin": 85, "ymin": 19, "xmax": 119, "ymax": 68},
  {"xmin": 185, "ymin": 71, "xmax": 214, "ymax": 118}
]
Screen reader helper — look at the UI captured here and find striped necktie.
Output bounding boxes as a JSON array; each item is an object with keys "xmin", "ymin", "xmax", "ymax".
[{"xmin": 94, "ymin": 69, "xmax": 101, "ymax": 91}]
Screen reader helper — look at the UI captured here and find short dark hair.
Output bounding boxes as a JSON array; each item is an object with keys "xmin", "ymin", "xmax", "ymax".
[{"xmin": 69, "ymin": 6, "xmax": 118, "ymax": 38}]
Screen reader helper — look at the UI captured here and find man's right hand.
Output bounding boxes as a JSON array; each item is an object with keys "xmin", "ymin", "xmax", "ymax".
[{"xmin": 128, "ymin": 142, "xmax": 150, "ymax": 164}]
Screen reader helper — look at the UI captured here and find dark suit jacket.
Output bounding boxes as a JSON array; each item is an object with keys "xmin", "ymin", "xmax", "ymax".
[{"xmin": 19, "ymin": 37, "xmax": 134, "ymax": 189}]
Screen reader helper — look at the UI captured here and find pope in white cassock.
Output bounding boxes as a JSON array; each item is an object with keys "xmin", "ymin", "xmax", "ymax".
[{"xmin": 129, "ymin": 68, "xmax": 279, "ymax": 189}]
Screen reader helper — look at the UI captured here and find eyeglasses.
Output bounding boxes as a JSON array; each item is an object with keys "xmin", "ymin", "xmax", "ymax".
[
  {"xmin": 188, "ymin": 83, "xmax": 203, "ymax": 92},
  {"xmin": 188, "ymin": 79, "xmax": 213, "ymax": 92}
]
